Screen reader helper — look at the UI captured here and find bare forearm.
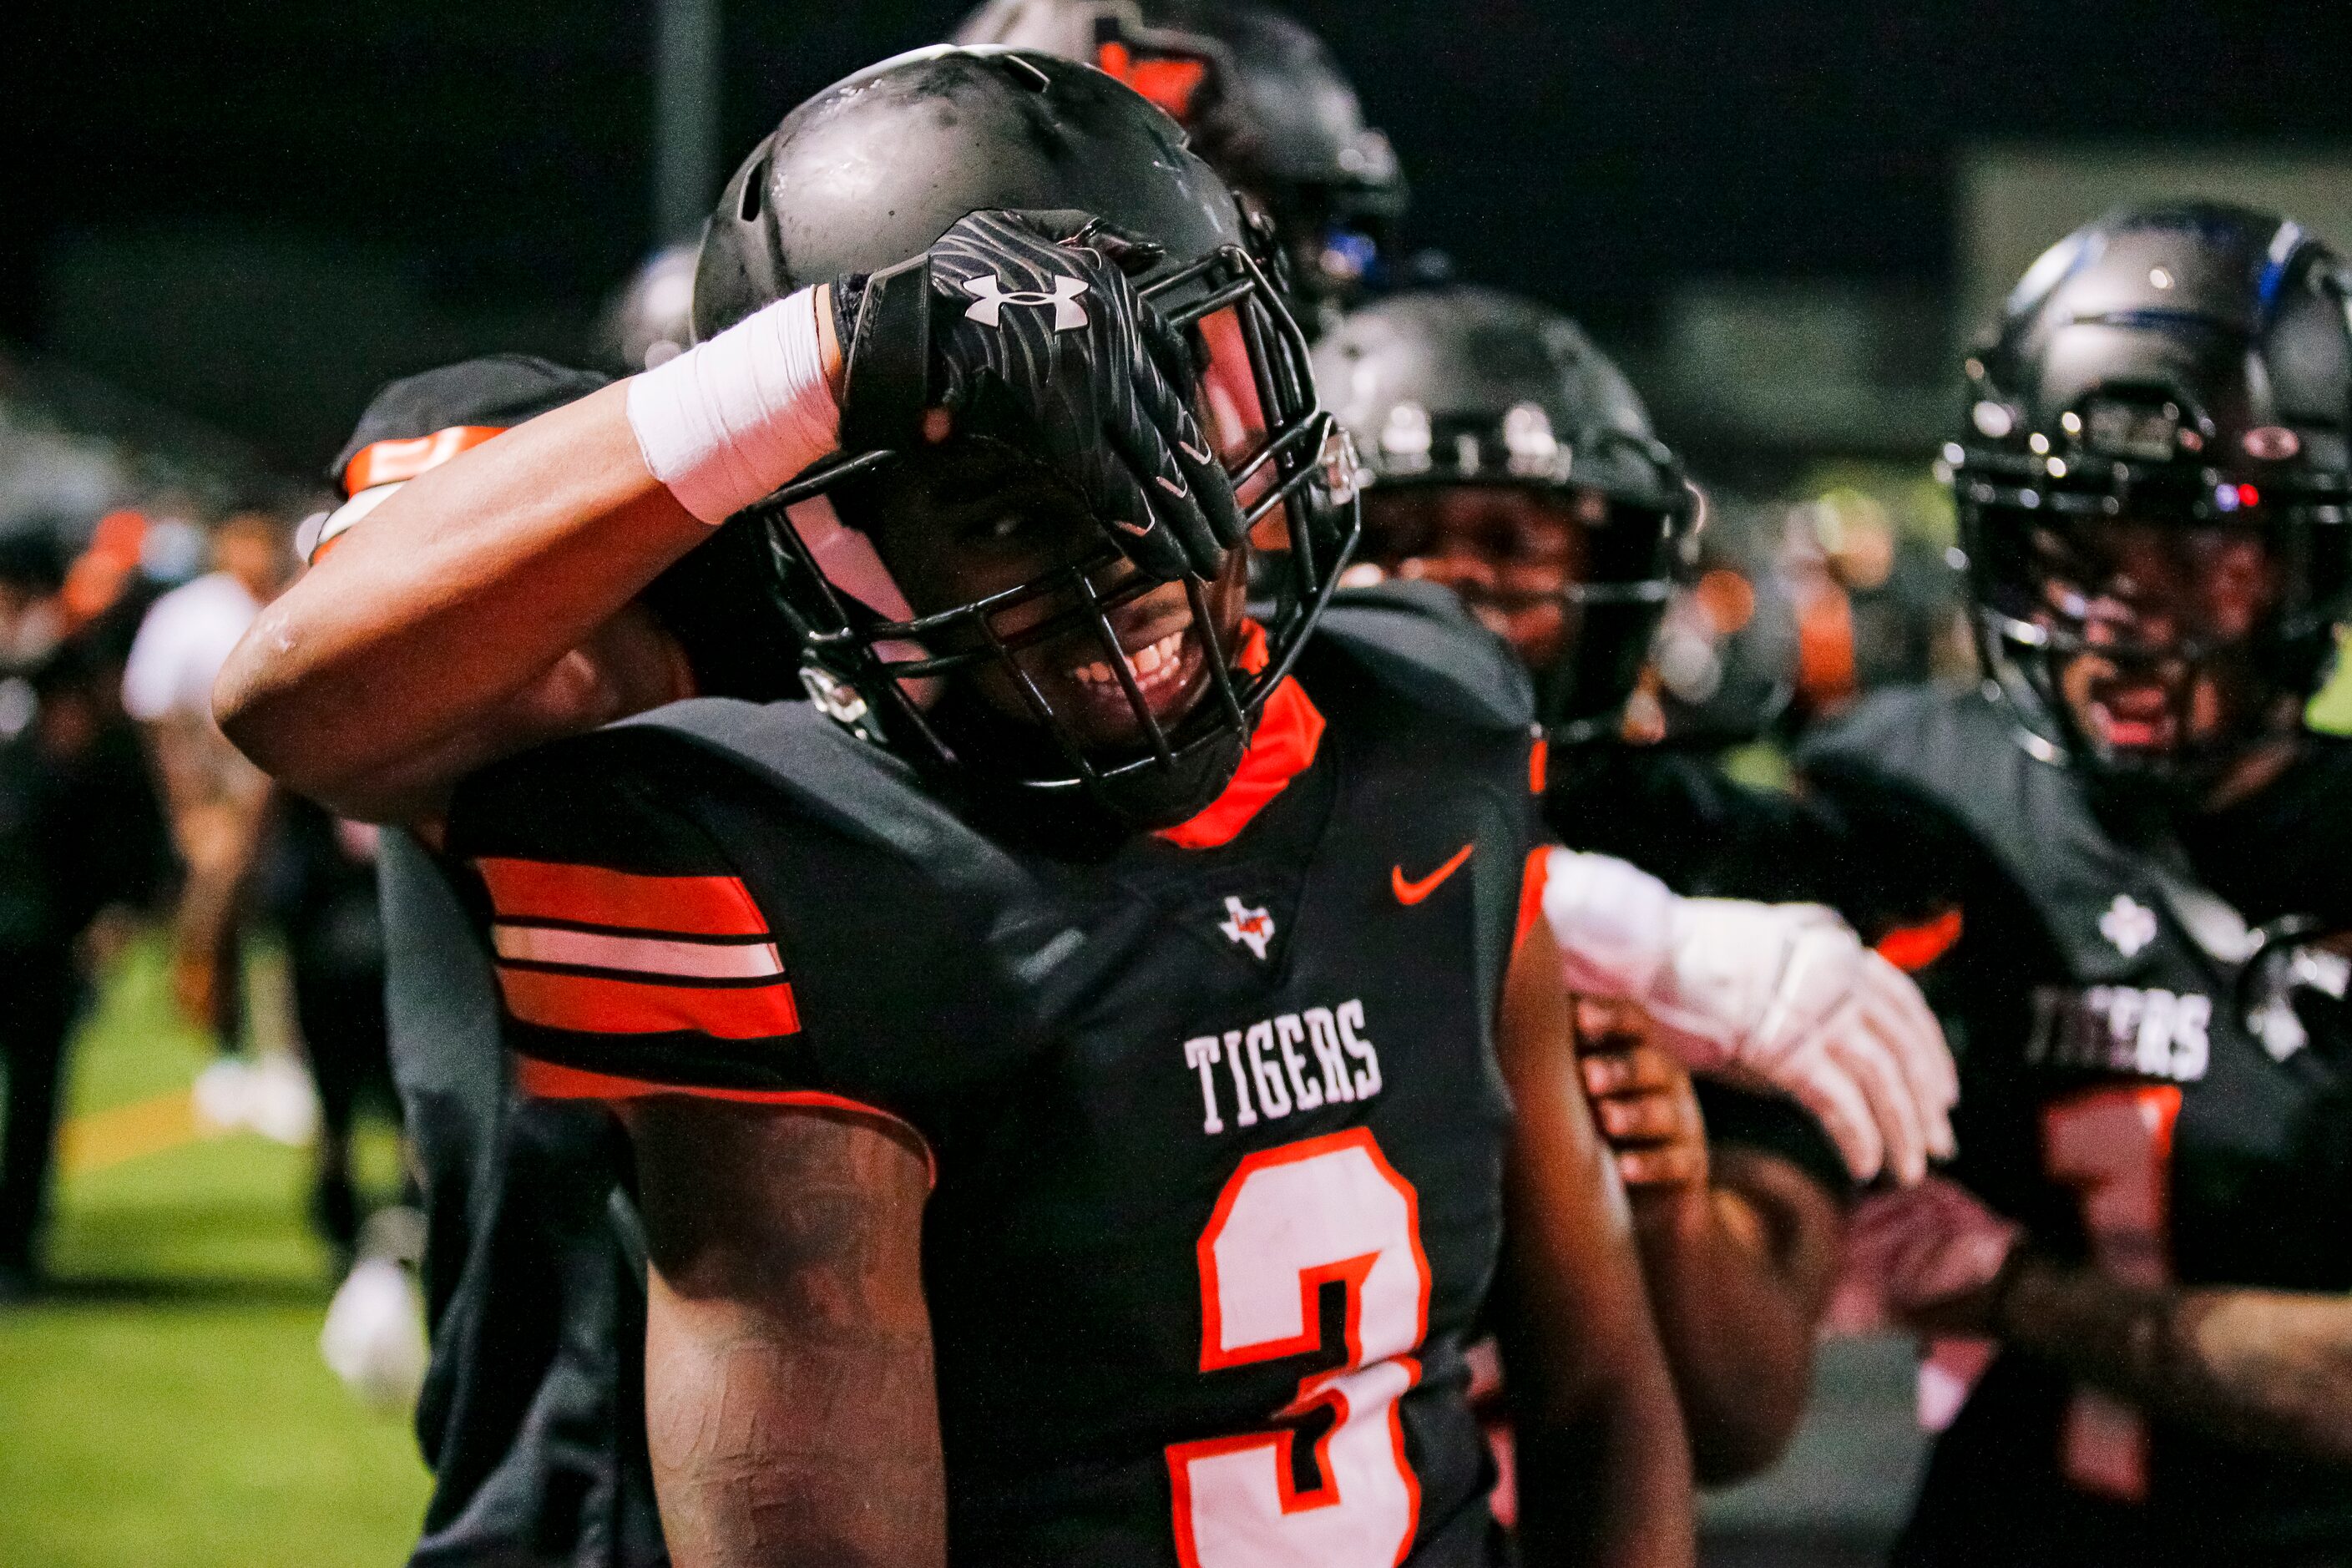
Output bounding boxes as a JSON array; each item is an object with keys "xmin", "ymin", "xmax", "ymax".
[
  {"xmin": 215, "ymin": 382, "xmax": 708, "ymax": 802},
  {"xmin": 633, "ymin": 1100, "xmax": 944, "ymax": 1568},
  {"xmin": 1631, "ymin": 1181, "xmax": 1824, "ymax": 1485},
  {"xmin": 1499, "ymin": 933, "xmax": 1695, "ymax": 1565},
  {"xmin": 646, "ymin": 1294, "xmax": 945, "ymax": 1566},
  {"xmin": 1514, "ymin": 1364, "xmax": 1697, "ymax": 1568},
  {"xmin": 1996, "ymin": 1257, "xmax": 2352, "ymax": 1465}
]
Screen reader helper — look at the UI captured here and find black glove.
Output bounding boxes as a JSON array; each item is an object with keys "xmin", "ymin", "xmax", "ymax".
[{"xmin": 834, "ymin": 210, "xmax": 1245, "ymax": 580}]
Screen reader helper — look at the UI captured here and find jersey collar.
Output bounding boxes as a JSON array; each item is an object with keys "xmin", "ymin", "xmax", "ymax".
[{"xmin": 1155, "ymin": 622, "xmax": 1325, "ymax": 852}]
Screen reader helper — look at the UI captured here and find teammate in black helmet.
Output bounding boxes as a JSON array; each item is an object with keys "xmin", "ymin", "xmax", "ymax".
[
  {"xmin": 220, "ymin": 48, "xmax": 1692, "ymax": 1568},
  {"xmin": 1318, "ymin": 284, "xmax": 1959, "ymax": 1483},
  {"xmin": 307, "ymin": 357, "xmax": 691, "ymax": 1568},
  {"xmin": 952, "ymin": 0, "xmax": 1405, "ymax": 325},
  {"xmin": 1550, "ymin": 202, "xmax": 2352, "ymax": 1565}
]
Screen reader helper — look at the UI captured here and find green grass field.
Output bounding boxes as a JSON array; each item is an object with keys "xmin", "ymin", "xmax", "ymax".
[{"xmin": 0, "ymin": 940, "xmax": 431, "ymax": 1568}]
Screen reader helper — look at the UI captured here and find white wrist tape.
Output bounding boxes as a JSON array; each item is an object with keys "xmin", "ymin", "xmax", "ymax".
[
  {"xmin": 625, "ymin": 286, "xmax": 840, "ymax": 524},
  {"xmin": 1540, "ymin": 847, "xmax": 1677, "ymax": 1004}
]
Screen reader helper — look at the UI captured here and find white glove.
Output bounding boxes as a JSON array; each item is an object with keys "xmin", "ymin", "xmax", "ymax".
[{"xmin": 1540, "ymin": 847, "xmax": 1958, "ymax": 1184}]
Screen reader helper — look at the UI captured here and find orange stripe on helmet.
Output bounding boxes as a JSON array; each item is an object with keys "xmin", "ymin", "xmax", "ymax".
[
  {"xmin": 343, "ymin": 425, "xmax": 504, "ymax": 493},
  {"xmin": 1095, "ymin": 41, "xmax": 1211, "ymax": 121}
]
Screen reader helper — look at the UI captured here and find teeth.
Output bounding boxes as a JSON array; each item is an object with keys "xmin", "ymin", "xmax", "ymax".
[{"xmin": 1070, "ymin": 629, "xmax": 1186, "ymax": 688}]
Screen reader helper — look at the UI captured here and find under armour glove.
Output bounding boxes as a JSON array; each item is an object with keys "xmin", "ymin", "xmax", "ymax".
[
  {"xmin": 834, "ymin": 209, "xmax": 1246, "ymax": 581},
  {"xmin": 1540, "ymin": 847, "xmax": 1960, "ymax": 1186}
]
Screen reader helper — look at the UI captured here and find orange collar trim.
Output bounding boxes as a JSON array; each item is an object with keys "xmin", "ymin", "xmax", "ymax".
[{"xmin": 1156, "ymin": 667, "xmax": 1323, "ymax": 851}]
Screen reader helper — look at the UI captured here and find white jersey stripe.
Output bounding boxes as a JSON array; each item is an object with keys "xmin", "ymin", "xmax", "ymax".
[{"xmin": 493, "ymin": 923, "xmax": 785, "ymax": 980}]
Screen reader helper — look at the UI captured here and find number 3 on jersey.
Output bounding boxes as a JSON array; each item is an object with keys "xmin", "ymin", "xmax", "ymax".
[
  {"xmin": 2042, "ymin": 1083, "xmax": 2182, "ymax": 1503},
  {"xmin": 1167, "ymin": 1129, "xmax": 1432, "ymax": 1567}
]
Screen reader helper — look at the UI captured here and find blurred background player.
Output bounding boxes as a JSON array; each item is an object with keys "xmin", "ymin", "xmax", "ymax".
[
  {"xmin": 1318, "ymin": 283, "xmax": 1953, "ymax": 1482},
  {"xmin": 953, "ymin": 0, "xmax": 1407, "ymax": 327},
  {"xmin": 0, "ymin": 515, "xmax": 169, "ymax": 1296},
  {"xmin": 123, "ymin": 503, "xmax": 405, "ymax": 1272},
  {"xmin": 306, "ymin": 354, "xmax": 731, "ymax": 1564},
  {"xmin": 1625, "ymin": 202, "xmax": 2352, "ymax": 1566},
  {"xmin": 300, "ymin": 347, "xmax": 804, "ymax": 1558},
  {"xmin": 119, "ymin": 508, "xmax": 318, "ymax": 1149}
]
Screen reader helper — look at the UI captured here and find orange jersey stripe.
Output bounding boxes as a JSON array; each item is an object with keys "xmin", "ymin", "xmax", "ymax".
[
  {"xmin": 1877, "ymin": 908, "xmax": 1963, "ymax": 974},
  {"xmin": 496, "ymin": 966, "xmax": 800, "ymax": 1039},
  {"xmin": 513, "ymin": 1056, "xmax": 935, "ymax": 1186},
  {"xmin": 476, "ymin": 857, "xmax": 767, "ymax": 938}
]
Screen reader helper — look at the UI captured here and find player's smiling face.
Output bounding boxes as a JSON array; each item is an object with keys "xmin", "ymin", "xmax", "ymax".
[
  {"xmin": 1361, "ymin": 484, "xmax": 1591, "ymax": 670},
  {"xmin": 857, "ymin": 438, "xmax": 1250, "ymax": 755},
  {"xmin": 2029, "ymin": 518, "xmax": 2289, "ymax": 760}
]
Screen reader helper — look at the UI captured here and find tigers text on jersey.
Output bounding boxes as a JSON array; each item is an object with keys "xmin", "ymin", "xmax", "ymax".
[
  {"xmin": 447, "ymin": 588, "xmax": 1550, "ymax": 1568},
  {"xmin": 1793, "ymin": 687, "xmax": 2352, "ymax": 1567}
]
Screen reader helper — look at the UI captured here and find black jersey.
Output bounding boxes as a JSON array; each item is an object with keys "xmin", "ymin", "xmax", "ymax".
[
  {"xmin": 1785, "ymin": 686, "xmax": 2352, "ymax": 1567},
  {"xmin": 339, "ymin": 355, "xmax": 669, "ymax": 1568},
  {"xmin": 380, "ymin": 831, "xmax": 667, "ymax": 1568},
  {"xmin": 446, "ymin": 587, "xmax": 1550, "ymax": 1568}
]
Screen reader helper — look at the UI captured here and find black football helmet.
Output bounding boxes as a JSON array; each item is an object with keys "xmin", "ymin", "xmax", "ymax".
[
  {"xmin": 1314, "ymin": 286, "xmax": 1697, "ymax": 741},
  {"xmin": 696, "ymin": 46, "xmax": 1356, "ymax": 831},
  {"xmin": 594, "ymin": 241, "xmax": 699, "ymax": 374},
  {"xmin": 1952, "ymin": 202, "xmax": 2352, "ymax": 797},
  {"xmin": 951, "ymin": 0, "xmax": 1404, "ymax": 320}
]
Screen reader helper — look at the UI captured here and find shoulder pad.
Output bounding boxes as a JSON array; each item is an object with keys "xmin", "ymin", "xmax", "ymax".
[
  {"xmin": 1798, "ymin": 682, "xmax": 2025, "ymax": 785},
  {"xmin": 1308, "ymin": 581, "xmax": 1535, "ymax": 732}
]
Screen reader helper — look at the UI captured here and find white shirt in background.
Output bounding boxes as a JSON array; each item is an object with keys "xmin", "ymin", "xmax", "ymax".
[{"xmin": 121, "ymin": 572, "xmax": 262, "ymax": 724}]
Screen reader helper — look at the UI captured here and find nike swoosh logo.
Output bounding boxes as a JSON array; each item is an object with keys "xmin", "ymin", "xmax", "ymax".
[{"xmin": 1393, "ymin": 843, "xmax": 1474, "ymax": 905}]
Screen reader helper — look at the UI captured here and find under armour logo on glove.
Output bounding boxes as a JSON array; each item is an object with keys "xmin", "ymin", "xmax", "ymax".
[
  {"xmin": 836, "ymin": 208, "xmax": 1246, "ymax": 580},
  {"xmin": 961, "ymin": 273, "xmax": 1090, "ymax": 331}
]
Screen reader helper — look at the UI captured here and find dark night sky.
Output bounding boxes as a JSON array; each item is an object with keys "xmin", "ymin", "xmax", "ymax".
[{"xmin": 9, "ymin": 1, "xmax": 2352, "ymax": 463}]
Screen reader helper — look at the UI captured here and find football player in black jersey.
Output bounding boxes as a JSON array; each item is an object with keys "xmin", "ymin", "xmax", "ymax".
[
  {"xmin": 311, "ymin": 353, "xmax": 873, "ymax": 1565},
  {"xmin": 1314, "ymin": 285, "xmax": 1957, "ymax": 1482},
  {"xmin": 306, "ymin": 357, "xmax": 691, "ymax": 1567},
  {"xmin": 1547, "ymin": 203, "xmax": 2352, "ymax": 1565},
  {"xmin": 220, "ymin": 48, "xmax": 1692, "ymax": 1568},
  {"xmin": 952, "ymin": 0, "xmax": 1407, "ymax": 326}
]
